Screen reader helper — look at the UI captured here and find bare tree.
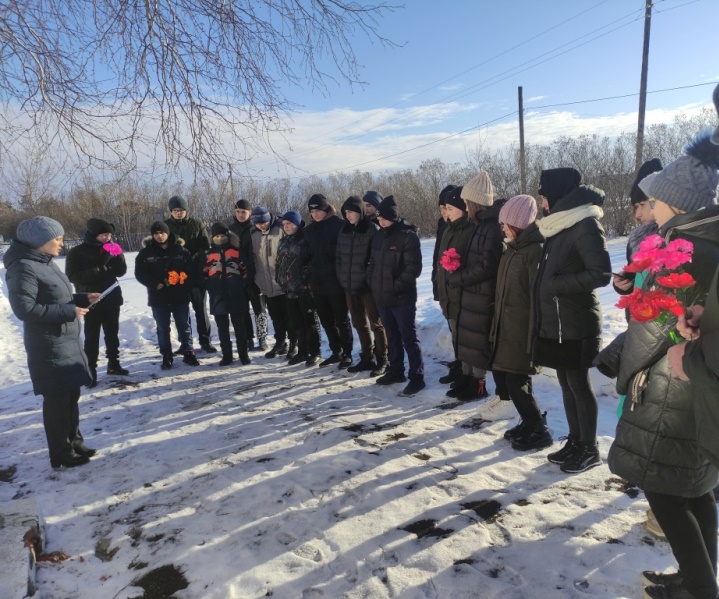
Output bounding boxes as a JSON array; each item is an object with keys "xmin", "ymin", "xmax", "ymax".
[{"xmin": 0, "ymin": 0, "xmax": 397, "ymax": 178}]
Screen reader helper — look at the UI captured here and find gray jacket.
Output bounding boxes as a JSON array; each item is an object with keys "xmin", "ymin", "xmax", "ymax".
[{"xmin": 250, "ymin": 216, "xmax": 284, "ymax": 298}]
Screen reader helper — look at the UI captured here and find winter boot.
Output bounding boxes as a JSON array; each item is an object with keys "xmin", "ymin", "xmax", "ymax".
[
  {"xmin": 511, "ymin": 421, "xmax": 553, "ymax": 451},
  {"xmin": 641, "ymin": 571, "xmax": 682, "ymax": 588},
  {"xmin": 183, "ymin": 351, "xmax": 200, "ymax": 366},
  {"xmin": 319, "ymin": 353, "xmax": 342, "ymax": 367},
  {"xmin": 288, "ymin": 353, "xmax": 307, "ymax": 366},
  {"xmin": 107, "ymin": 360, "xmax": 129, "ymax": 376},
  {"xmin": 338, "ymin": 353, "xmax": 353, "ymax": 370},
  {"xmin": 87, "ymin": 366, "xmax": 98, "ymax": 388},
  {"xmin": 439, "ymin": 360, "xmax": 462, "ymax": 384},
  {"xmin": 257, "ymin": 336, "xmax": 269, "ymax": 351},
  {"xmin": 286, "ymin": 341, "xmax": 298, "ymax": 360},
  {"xmin": 265, "ymin": 341, "xmax": 288, "ymax": 359},
  {"xmin": 219, "ymin": 355, "xmax": 234, "ymax": 366},
  {"xmin": 504, "ymin": 420, "xmax": 531, "ymax": 441},
  {"xmin": 161, "ymin": 355, "xmax": 173, "ymax": 370},
  {"xmin": 370, "ymin": 358, "xmax": 388, "ymax": 377},
  {"xmin": 305, "ymin": 354, "xmax": 321, "ymax": 367},
  {"xmin": 72, "ymin": 443, "xmax": 97, "ymax": 458},
  {"xmin": 559, "ymin": 442, "xmax": 601, "ymax": 474},
  {"xmin": 347, "ymin": 353, "xmax": 376, "ymax": 373},
  {"xmin": 239, "ymin": 353, "xmax": 252, "ymax": 365},
  {"xmin": 399, "ymin": 377, "xmax": 426, "ymax": 397},
  {"xmin": 642, "ymin": 582, "xmax": 695, "ymax": 599},
  {"xmin": 376, "ymin": 371, "xmax": 407, "ymax": 386},
  {"xmin": 445, "ymin": 375, "xmax": 474, "ymax": 398},
  {"xmin": 201, "ymin": 343, "xmax": 218, "ymax": 353},
  {"xmin": 547, "ymin": 435, "xmax": 580, "ymax": 464}
]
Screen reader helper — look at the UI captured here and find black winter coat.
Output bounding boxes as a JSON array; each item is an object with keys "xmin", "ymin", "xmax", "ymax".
[
  {"xmin": 135, "ymin": 233, "xmax": 195, "ymax": 307},
  {"xmin": 452, "ymin": 202, "xmax": 504, "ymax": 370},
  {"xmin": 436, "ymin": 214, "xmax": 474, "ymax": 321},
  {"xmin": 228, "ymin": 217, "xmax": 256, "ymax": 282},
  {"xmin": 4, "ymin": 240, "xmax": 93, "ymax": 395},
  {"xmin": 65, "ymin": 232, "xmax": 126, "ymax": 308},
  {"xmin": 164, "ymin": 215, "xmax": 210, "ymax": 258},
  {"xmin": 490, "ymin": 223, "xmax": 544, "ymax": 375},
  {"xmin": 276, "ymin": 223, "xmax": 310, "ymax": 298},
  {"xmin": 336, "ymin": 214, "xmax": 378, "ymax": 295},
  {"xmin": 533, "ymin": 186, "xmax": 611, "ymax": 369},
  {"xmin": 367, "ymin": 219, "xmax": 422, "ymax": 309},
  {"xmin": 431, "ymin": 217, "xmax": 448, "ymax": 301},
  {"xmin": 304, "ymin": 212, "xmax": 344, "ymax": 295},
  {"xmin": 198, "ymin": 231, "xmax": 250, "ymax": 315}
]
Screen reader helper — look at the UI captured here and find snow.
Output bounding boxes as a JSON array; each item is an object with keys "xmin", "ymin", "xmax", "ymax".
[{"xmin": 0, "ymin": 237, "xmax": 680, "ymax": 599}]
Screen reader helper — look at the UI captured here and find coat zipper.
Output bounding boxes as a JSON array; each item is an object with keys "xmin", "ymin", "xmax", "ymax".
[{"xmin": 553, "ymin": 296, "xmax": 562, "ymax": 343}]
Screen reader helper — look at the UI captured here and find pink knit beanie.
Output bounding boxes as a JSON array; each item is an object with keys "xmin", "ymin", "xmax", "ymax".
[{"xmin": 499, "ymin": 195, "xmax": 537, "ymax": 231}]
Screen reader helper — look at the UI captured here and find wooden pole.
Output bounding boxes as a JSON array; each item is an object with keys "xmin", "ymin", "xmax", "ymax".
[
  {"xmin": 518, "ymin": 86, "xmax": 527, "ymax": 194},
  {"xmin": 636, "ymin": 1, "xmax": 652, "ymax": 171}
]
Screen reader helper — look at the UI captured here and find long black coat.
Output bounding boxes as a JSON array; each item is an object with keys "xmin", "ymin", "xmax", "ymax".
[
  {"xmin": 336, "ymin": 214, "xmax": 378, "ymax": 295},
  {"xmin": 65, "ymin": 232, "xmax": 126, "ymax": 308},
  {"xmin": 135, "ymin": 233, "xmax": 195, "ymax": 307},
  {"xmin": 490, "ymin": 223, "xmax": 544, "ymax": 375},
  {"xmin": 276, "ymin": 223, "xmax": 310, "ymax": 299},
  {"xmin": 452, "ymin": 202, "xmax": 504, "ymax": 370},
  {"xmin": 366, "ymin": 219, "xmax": 422, "ymax": 309},
  {"xmin": 198, "ymin": 231, "xmax": 249, "ymax": 315},
  {"xmin": 4, "ymin": 240, "xmax": 92, "ymax": 395},
  {"xmin": 533, "ymin": 186, "xmax": 611, "ymax": 369},
  {"xmin": 304, "ymin": 212, "xmax": 344, "ymax": 295},
  {"xmin": 436, "ymin": 214, "xmax": 474, "ymax": 321}
]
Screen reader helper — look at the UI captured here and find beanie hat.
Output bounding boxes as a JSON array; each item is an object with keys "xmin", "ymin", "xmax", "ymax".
[
  {"xmin": 630, "ymin": 158, "xmax": 663, "ymax": 205},
  {"xmin": 538, "ymin": 168, "xmax": 582, "ymax": 209},
  {"xmin": 638, "ymin": 131, "xmax": 719, "ymax": 213},
  {"xmin": 151, "ymin": 221, "xmax": 170, "ymax": 234},
  {"xmin": 235, "ymin": 199, "xmax": 251, "ymax": 210},
  {"xmin": 445, "ymin": 187, "xmax": 467, "ymax": 212},
  {"xmin": 86, "ymin": 217, "xmax": 115, "ymax": 236},
  {"xmin": 16, "ymin": 216, "xmax": 64, "ymax": 249},
  {"xmin": 250, "ymin": 206, "xmax": 271, "ymax": 224},
  {"xmin": 308, "ymin": 193, "xmax": 330, "ymax": 212},
  {"xmin": 362, "ymin": 191, "xmax": 383, "ymax": 209},
  {"xmin": 342, "ymin": 196, "xmax": 364, "ymax": 216},
  {"xmin": 210, "ymin": 222, "xmax": 229, "ymax": 237},
  {"xmin": 377, "ymin": 195, "xmax": 399, "ymax": 221},
  {"xmin": 280, "ymin": 210, "xmax": 302, "ymax": 227},
  {"xmin": 461, "ymin": 171, "xmax": 494, "ymax": 206},
  {"xmin": 499, "ymin": 195, "xmax": 538, "ymax": 231},
  {"xmin": 439, "ymin": 185, "xmax": 456, "ymax": 206},
  {"xmin": 168, "ymin": 195, "xmax": 188, "ymax": 211},
  {"xmin": 712, "ymin": 82, "xmax": 719, "ymax": 144}
]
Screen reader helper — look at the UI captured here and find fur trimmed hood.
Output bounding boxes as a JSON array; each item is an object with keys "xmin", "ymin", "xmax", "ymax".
[{"xmin": 142, "ymin": 232, "xmax": 185, "ymax": 248}]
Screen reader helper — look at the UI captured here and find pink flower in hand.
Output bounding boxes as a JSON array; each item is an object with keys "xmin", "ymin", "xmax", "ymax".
[
  {"xmin": 103, "ymin": 242, "xmax": 123, "ymax": 256},
  {"xmin": 440, "ymin": 248, "xmax": 461, "ymax": 272}
]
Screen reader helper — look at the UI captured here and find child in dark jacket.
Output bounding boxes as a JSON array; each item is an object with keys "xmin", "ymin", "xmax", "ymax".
[{"xmin": 199, "ymin": 222, "xmax": 252, "ymax": 366}]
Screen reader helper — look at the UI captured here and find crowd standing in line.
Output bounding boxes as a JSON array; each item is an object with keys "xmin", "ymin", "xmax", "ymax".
[{"xmin": 5, "ymin": 81, "xmax": 719, "ymax": 599}]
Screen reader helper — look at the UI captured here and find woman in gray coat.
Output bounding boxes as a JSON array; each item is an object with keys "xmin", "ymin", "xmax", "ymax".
[{"xmin": 4, "ymin": 217, "xmax": 97, "ymax": 468}]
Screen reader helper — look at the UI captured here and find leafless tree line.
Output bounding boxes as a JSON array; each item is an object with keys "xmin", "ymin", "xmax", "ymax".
[{"xmin": 1, "ymin": 108, "xmax": 715, "ymax": 248}]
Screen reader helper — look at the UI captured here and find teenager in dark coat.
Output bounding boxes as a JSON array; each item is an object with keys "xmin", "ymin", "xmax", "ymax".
[
  {"xmin": 367, "ymin": 195, "xmax": 425, "ymax": 396},
  {"xmin": 534, "ymin": 168, "xmax": 611, "ymax": 474},
  {"xmin": 275, "ymin": 211, "xmax": 322, "ymax": 366},
  {"xmin": 305, "ymin": 194, "xmax": 353, "ymax": 368},
  {"xmin": 164, "ymin": 195, "xmax": 215, "ymax": 352},
  {"xmin": 431, "ymin": 185, "xmax": 454, "ymax": 302},
  {"xmin": 229, "ymin": 198, "xmax": 269, "ymax": 350},
  {"xmin": 336, "ymin": 195, "xmax": 387, "ymax": 375},
  {"xmin": 199, "ymin": 223, "xmax": 252, "ymax": 366},
  {"xmin": 135, "ymin": 221, "xmax": 199, "ymax": 369},
  {"xmin": 5, "ymin": 217, "xmax": 96, "ymax": 468},
  {"xmin": 65, "ymin": 217, "xmax": 128, "ymax": 387}
]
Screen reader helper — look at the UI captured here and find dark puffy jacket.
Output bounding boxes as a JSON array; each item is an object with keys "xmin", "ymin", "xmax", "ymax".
[
  {"xmin": 4, "ymin": 240, "xmax": 92, "ymax": 395},
  {"xmin": 228, "ymin": 216, "xmax": 256, "ymax": 281},
  {"xmin": 304, "ymin": 211, "xmax": 344, "ymax": 294},
  {"xmin": 276, "ymin": 223, "xmax": 310, "ymax": 298},
  {"xmin": 336, "ymin": 207, "xmax": 378, "ymax": 295},
  {"xmin": 198, "ymin": 231, "xmax": 250, "ymax": 315},
  {"xmin": 490, "ymin": 222, "xmax": 544, "ymax": 375},
  {"xmin": 452, "ymin": 202, "xmax": 504, "ymax": 370},
  {"xmin": 164, "ymin": 214, "xmax": 210, "ymax": 258},
  {"xmin": 65, "ymin": 231, "xmax": 126, "ymax": 308},
  {"xmin": 436, "ymin": 214, "xmax": 474, "ymax": 321},
  {"xmin": 250, "ymin": 215, "xmax": 284, "ymax": 298},
  {"xmin": 135, "ymin": 233, "xmax": 195, "ymax": 307},
  {"xmin": 431, "ymin": 217, "xmax": 448, "ymax": 301},
  {"xmin": 367, "ymin": 218, "xmax": 422, "ymax": 308},
  {"xmin": 533, "ymin": 186, "xmax": 611, "ymax": 369}
]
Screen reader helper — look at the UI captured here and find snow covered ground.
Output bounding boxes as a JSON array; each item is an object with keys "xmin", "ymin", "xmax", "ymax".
[{"xmin": 0, "ymin": 237, "xmax": 680, "ymax": 599}]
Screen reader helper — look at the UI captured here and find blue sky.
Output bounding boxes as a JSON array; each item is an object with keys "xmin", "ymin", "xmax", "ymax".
[{"xmin": 244, "ymin": 0, "xmax": 717, "ymax": 180}]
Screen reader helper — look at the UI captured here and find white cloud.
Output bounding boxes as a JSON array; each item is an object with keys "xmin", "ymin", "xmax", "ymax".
[{"xmin": 526, "ymin": 95, "xmax": 546, "ymax": 103}]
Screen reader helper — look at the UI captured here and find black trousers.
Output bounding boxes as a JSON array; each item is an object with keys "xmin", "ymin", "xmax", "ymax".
[
  {"xmin": 493, "ymin": 371, "xmax": 541, "ymax": 421},
  {"xmin": 645, "ymin": 489, "xmax": 718, "ymax": 599},
  {"xmin": 190, "ymin": 286, "xmax": 212, "ymax": 346},
  {"xmin": 556, "ymin": 367, "xmax": 598, "ymax": 447},
  {"xmin": 313, "ymin": 292, "xmax": 352, "ymax": 356},
  {"xmin": 287, "ymin": 293, "xmax": 321, "ymax": 357},
  {"xmin": 265, "ymin": 294, "xmax": 295, "ymax": 345},
  {"xmin": 43, "ymin": 389, "xmax": 83, "ymax": 461},
  {"xmin": 83, "ymin": 302, "xmax": 121, "ymax": 367},
  {"xmin": 215, "ymin": 313, "xmax": 248, "ymax": 360}
]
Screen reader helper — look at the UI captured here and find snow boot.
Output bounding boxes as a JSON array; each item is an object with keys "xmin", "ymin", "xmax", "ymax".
[
  {"xmin": 370, "ymin": 357, "xmax": 388, "ymax": 377},
  {"xmin": 286, "ymin": 341, "xmax": 298, "ymax": 360},
  {"xmin": 439, "ymin": 360, "xmax": 462, "ymax": 384},
  {"xmin": 183, "ymin": 351, "xmax": 200, "ymax": 366},
  {"xmin": 376, "ymin": 371, "xmax": 407, "ymax": 386},
  {"xmin": 87, "ymin": 366, "xmax": 98, "ymax": 388},
  {"xmin": 399, "ymin": 377, "xmax": 426, "ymax": 397},
  {"xmin": 319, "ymin": 353, "xmax": 342, "ymax": 367},
  {"xmin": 107, "ymin": 360, "xmax": 129, "ymax": 376},
  {"xmin": 347, "ymin": 353, "xmax": 376, "ymax": 373},
  {"xmin": 511, "ymin": 421, "xmax": 553, "ymax": 451},
  {"xmin": 161, "ymin": 355, "xmax": 173, "ymax": 370}
]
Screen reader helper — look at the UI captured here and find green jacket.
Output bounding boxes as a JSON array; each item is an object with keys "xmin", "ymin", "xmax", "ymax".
[{"xmin": 165, "ymin": 215, "xmax": 210, "ymax": 258}]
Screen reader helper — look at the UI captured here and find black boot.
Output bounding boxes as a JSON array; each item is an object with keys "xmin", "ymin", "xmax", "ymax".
[
  {"xmin": 72, "ymin": 443, "xmax": 97, "ymax": 458},
  {"xmin": 338, "ymin": 353, "xmax": 353, "ymax": 369},
  {"xmin": 347, "ymin": 353, "xmax": 376, "ymax": 373},
  {"xmin": 107, "ymin": 360, "xmax": 129, "ymax": 376},
  {"xmin": 50, "ymin": 451, "xmax": 90, "ymax": 469},
  {"xmin": 511, "ymin": 421, "xmax": 553, "ymax": 451},
  {"xmin": 183, "ymin": 351, "xmax": 200, "ymax": 366},
  {"xmin": 87, "ymin": 366, "xmax": 98, "ymax": 388},
  {"xmin": 161, "ymin": 354, "xmax": 173, "ymax": 370},
  {"xmin": 265, "ymin": 341, "xmax": 288, "ymax": 359},
  {"xmin": 319, "ymin": 353, "xmax": 342, "ymax": 367},
  {"xmin": 286, "ymin": 341, "xmax": 298, "ymax": 360},
  {"xmin": 445, "ymin": 375, "xmax": 473, "ymax": 398},
  {"xmin": 219, "ymin": 355, "xmax": 234, "ymax": 366},
  {"xmin": 370, "ymin": 358, "xmax": 387, "ymax": 377},
  {"xmin": 439, "ymin": 360, "xmax": 462, "ymax": 384}
]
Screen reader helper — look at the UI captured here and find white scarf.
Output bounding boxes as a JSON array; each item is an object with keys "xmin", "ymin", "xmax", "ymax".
[{"xmin": 537, "ymin": 204, "xmax": 603, "ymax": 239}]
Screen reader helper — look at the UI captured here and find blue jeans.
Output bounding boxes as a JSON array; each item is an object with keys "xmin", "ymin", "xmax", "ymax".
[
  {"xmin": 152, "ymin": 304, "xmax": 193, "ymax": 356},
  {"xmin": 379, "ymin": 304, "xmax": 424, "ymax": 379}
]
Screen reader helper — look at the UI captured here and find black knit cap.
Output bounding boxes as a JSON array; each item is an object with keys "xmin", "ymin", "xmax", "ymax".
[
  {"xmin": 439, "ymin": 184, "xmax": 456, "ymax": 206},
  {"xmin": 211, "ymin": 222, "xmax": 229, "ymax": 237},
  {"xmin": 377, "ymin": 195, "xmax": 399, "ymax": 221},
  {"xmin": 308, "ymin": 193, "xmax": 330, "ymax": 212},
  {"xmin": 235, "ymin": 199, "xmax": 251, "ymax": 210},
  {"xmin": 342, "ymin": 195, "xmax": 364, "ymax": 216},
  {"xmin": 362, "ymin": 191, "xmax": 383, "ymax": 209},
  {"xmin": 444, "ymin": 187, "xmax": 466, "ymax": 212},
  {"xmin": 86, "ymin": 218, "xmax": 115, "ymax": 236},
  {"xmin": 151, "ymin": 221, "xmax": 170, "ymax": 234},
  {"xmin": 630, "ymin": 158, "xmax": 663, "ymax": 204},
  {"xmin": 538, "ymin": 168, "xmax": 582, "ymax": 209}
]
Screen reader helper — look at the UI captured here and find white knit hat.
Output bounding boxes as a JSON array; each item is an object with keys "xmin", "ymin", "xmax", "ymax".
[{"xmin": 461, "ymin": 171, "xmax": 494, "ymax": 206}]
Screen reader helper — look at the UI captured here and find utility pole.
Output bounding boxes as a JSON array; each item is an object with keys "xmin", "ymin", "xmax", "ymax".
[
  {"xmin": 518, "ymin": 86, "xmax": 527, "ymax": 194},
  {"xmin": 635, "ymin": 0, "xmax": 652, "ymax": 172}
]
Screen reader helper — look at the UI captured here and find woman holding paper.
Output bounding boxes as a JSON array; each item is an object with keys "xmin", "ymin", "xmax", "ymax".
[
  {"xmin": 4, "ymin": 216, "xmax": 98, "ymax": 468},
  {"xmin": 66, "ymin": 218, "xmax": 129, "ymax": 387}
]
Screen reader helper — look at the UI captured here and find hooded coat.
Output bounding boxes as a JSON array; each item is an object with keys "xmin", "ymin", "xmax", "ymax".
[
  {"xmin": 4, "ymin": 240, "xmax": 93, "ymax": 395},
  {"xmin": 304, "ymin": 208, "xmax": 345, "ymax": 295},
  {"xmin": 336, "ymin": 197, "xmax": 379, "ymax": 295},
  {"xmin": 452, "ymin": 201, "xmax": 505, "ymax": 370},
  {"xmin": 275, "ymin": 222, "xmax": 311, "ymax": 298},
  {"xmin": 366, "ymin": 218, "xmax": 422, "ymax": 308},
  {"xmin": 199, "ymin": 231, "xmax": 250, "ymax": 315},
  {"xmin": 533, "ymin": 185, "xmax": 611, "ymax": 369},
  {"xmin": 250, "ymin": 214, "xmax": 284, "ymax": 298},
  {"xmin": 135, "ymin": 233, "xmax": 195, "ymax": 307},
  {"xmin": 436, "ymin": 214, "xmax": 474, "ymax": 321}
]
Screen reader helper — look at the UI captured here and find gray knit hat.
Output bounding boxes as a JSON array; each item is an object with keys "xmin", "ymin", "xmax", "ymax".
[
  {"xmin": 712, "ymin": 82, "xmax": 719, "ymax": 144},
  {"xmin": 638, "ymin": 131, "xmax": 719, "ymax": 212},
  {"xmin": 168, "ymin": 195, "xmax": 188, "ymax": 211},
  {"xmin": 16, "ymin": 216, "xmax": 64, "ymax": 249},
  {"xmin": 461, "ymin": 171, "xmax": 494, "ymax": 206}
]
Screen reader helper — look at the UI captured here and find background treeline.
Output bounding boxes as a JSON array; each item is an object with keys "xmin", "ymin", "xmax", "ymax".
[{"xmin": 1, "ymin": 108, "xmax": 714, "ymax": 250}]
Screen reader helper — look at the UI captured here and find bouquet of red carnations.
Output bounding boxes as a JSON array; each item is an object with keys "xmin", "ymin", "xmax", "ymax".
[{"xmin": 440, "ymin": 248, "xmax": 461, "ymax": 272}]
